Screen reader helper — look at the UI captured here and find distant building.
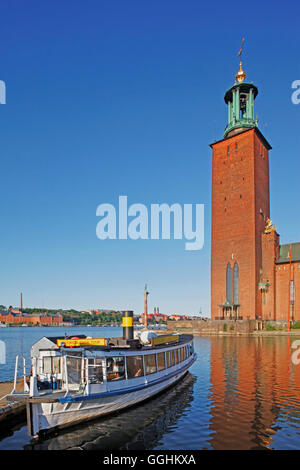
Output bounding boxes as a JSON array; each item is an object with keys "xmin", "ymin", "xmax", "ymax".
[
  {"xmin": 140, "ymin": 312, "xmax": 168, "ymax": 322},
  {"xmin": 169, "ymin": 314, "xmax": 189, "ymax": 321},
  {"xmin": 93, "ymin": 310, "xmax": 122, "ymax": 316},
  {"xmin": 0, "ymin": 311, "xmax": 63, "ymax": 325}
]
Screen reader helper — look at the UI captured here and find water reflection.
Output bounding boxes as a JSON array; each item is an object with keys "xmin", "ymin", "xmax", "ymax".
[
  {"xmin": 209, "ymin": 336, "xmax": 300, "ymax": 449},
  {"xmin": 1, "ymin": 334, "xmax": 300, "ymax": 450},
  {"xmin": 25, "ymin": 373, "xmax": 196, "ymax": 450}
]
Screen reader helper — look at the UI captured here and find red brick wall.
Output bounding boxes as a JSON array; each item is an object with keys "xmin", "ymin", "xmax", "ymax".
[
  {"xmin": 261, "ymin": 231, "xmax": 280, "ymax": 320},
  {"xmin": 254, "ymin": 137, "xmax": 271, "ymax": 317},
  {"xmin": 276, "ymin": 262, "xmax": 300, "ymax": 321},
  {"xmin": 211, "ymin": 128, "xmax": 271, "ymax": 319}
]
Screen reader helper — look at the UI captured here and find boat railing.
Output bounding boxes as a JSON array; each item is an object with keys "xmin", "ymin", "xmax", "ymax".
[{"xmin": 11, "ymin": 355, "xmax": 30, "ymax": 395}]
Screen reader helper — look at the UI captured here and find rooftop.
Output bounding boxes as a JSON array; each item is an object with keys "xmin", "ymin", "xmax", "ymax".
[{"xmin": 276, "ymin": 242, "xmax": 300, "ymax": 264}]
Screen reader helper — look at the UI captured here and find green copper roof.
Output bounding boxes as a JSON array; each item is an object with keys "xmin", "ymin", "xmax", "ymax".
[
  {"xmin": 224, "ymin": 82, "xmax": 258, "ymax": 104},
  {"xmin": 276, "ymin": 243, "xmax": 300, "ymax": 264},
  {"xmin": 224, "ymin": 81, "xmax": 258, "ymax": 138}
]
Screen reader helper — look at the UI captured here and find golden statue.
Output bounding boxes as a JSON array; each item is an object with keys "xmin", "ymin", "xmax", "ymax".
[{"xmin": 265, "ymin": 218, "xmax": 277, "ymax": 234}]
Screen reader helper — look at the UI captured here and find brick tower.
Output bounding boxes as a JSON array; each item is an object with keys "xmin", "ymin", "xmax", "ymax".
[{"xmin": 211, "ymin": 60, "xmax": 272, "ymax": 320}]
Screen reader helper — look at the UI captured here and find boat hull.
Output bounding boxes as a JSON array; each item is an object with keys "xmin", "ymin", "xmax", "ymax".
[{"xmin": 28, "ymin": 357, "xmax": 195, "ymax": 436}]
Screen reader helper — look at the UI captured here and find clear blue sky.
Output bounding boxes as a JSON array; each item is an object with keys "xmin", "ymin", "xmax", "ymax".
[{"xmin": 0, "ymin": 0, "xmax": 299, "ymax": 315}]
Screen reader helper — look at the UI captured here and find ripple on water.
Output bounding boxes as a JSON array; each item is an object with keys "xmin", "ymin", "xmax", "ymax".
[{"xmin": 0, "ymin": 333, "xmax": 300, "ymax": 449}]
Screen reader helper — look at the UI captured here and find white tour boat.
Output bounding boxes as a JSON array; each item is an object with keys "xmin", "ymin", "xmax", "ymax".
[{"xmin": 9, "ymin": 311, "xmax": 196, "ymax": 437}]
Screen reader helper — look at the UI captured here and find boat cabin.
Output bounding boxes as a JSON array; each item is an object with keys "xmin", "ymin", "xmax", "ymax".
[{"xmin": 30, "ymin": 334, "xmax": 195, "ymax": 395}]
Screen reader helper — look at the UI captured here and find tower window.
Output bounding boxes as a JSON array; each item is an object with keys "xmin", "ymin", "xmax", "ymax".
[
  {"xmin": 235, "ymin": 143, "xmax": 238, "ymax": 153},
  {"xmin": 227, "ymin": 146, "xmax": 230, "ymax": 156},
  {"xmin": 226, "ymin": 263, "xmax": 232, "ymax": 304},
  {"xmin": 291, "ymin": 280, "xmax": 295, "ymax": 304},
  {"xmin": 234, "ymin": 262, "xmax": 239, "ymax": 305}
]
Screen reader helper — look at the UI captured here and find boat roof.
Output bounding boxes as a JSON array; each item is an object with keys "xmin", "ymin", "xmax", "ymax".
[{"xmin": 31, "ymin": 333, "xmax": 193, "ymax": 356}]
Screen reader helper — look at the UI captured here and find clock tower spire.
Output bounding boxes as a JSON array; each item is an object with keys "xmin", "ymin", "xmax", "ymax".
[{"xmin": 224, "ymin": 41, "xmax": 258, "ymax": 138}]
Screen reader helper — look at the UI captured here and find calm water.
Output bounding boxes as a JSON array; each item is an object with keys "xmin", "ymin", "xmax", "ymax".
[{"xmin": 0, "ymin": 327, "xmax": 300, "ymax": 450}]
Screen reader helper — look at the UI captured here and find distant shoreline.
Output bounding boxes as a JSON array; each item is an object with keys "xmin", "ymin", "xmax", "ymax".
[{"xmin": 167, "ymin": 328, "xmax": 300, "ymax": 337}]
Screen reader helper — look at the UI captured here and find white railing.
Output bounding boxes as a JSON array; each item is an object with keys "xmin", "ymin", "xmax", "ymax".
[{"xmin": 11, "ymin": 355, "xmax": 30, "ymax": 395}]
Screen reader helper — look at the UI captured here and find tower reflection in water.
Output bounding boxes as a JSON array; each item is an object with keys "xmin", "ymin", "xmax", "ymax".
[
  {"xmin": 209, "ymin": 336, "xmax": 300, "ymax": 450},
  {"xmin": 25, "ymin": 372, "xmax": 196, "ymax": 450}
]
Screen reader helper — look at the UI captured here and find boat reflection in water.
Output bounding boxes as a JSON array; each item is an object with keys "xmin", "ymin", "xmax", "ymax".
[{"xmin": 25, "ymin": 372, "xmax": 196, "ymax": 450}]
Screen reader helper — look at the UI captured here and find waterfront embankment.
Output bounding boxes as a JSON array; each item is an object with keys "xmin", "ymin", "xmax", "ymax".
[{"xmin": 167, "ymin": 319, "xmax": 300, "ymax": 336}]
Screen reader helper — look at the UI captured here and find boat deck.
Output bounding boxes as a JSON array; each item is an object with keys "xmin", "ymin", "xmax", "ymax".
[{"xmin": 83, "ymin": 334, "xmax": 193, "ymax": 352}]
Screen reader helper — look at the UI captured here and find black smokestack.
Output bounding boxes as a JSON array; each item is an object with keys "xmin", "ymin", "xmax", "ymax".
[{"xmin": 122, "ymin": 310, "xmax": 134, "ymax": 340}]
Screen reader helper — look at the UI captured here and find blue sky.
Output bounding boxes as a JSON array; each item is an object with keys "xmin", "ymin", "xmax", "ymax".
[{"xmin": 0, "ymin": 0, "xmax": 299, "ymax": 315}]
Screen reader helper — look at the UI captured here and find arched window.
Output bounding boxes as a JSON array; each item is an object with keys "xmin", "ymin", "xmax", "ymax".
[
  {"xmin": 226, "ymin": 263, "xmax": 232, "ymax": 304},
  {"xmin": 234, "ymin": 262, "xmax": 239, "ymax": 305}
]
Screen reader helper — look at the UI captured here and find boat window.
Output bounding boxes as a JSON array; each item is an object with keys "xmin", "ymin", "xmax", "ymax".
[
  {"xmin": 43, "ymin": 357, "xmax": 52, "ymax": 374},
  {"xmin": 66, "ymin": 356, "xmax": 82, "ymax": 385},
  {"xmin": 144, "ymin": 354, "xmax": 157, "ymax": 375},
  {"xmin": 126, "ymin": 356, "xmax": 144, "ymax": 378},
  {"xmin": 88, "ymin": 358, "xmax": 104, "ymax": 384},
  {"xmin": 166, "ymin": 350, "xmax": 172, "ymax": 368},
  {"xmin": 174, "ymin": 349, "xmax": 179, "ymax": 365},
  {"xmin": 52, "ymin": 357, "xmax": 61, "ymax": 374},
  {"xmin": 42, "ymin": 356, "xmax": 61, "ymax": 374},
  {"xmin": 182, "ymin": 347, "xmax": 186, "ymax": 361},
  {"xmin": 157, "ymin": 352, "xmax": 165, "ymax": 371},
  {"xmin": 179, "ymin": 348, "xmax": 183, "ymax": 362},
  {"xmin": 106, "ymin": 357, "xmax": 125, "ymax": 381},
  {"xmin": 171, "ymin": 350, "xmax": 176, "ymax": 365}
]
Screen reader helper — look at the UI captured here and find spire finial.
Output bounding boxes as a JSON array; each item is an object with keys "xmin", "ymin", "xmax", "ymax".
[{"xmin": 236, "ymin": 38, "xmax": 246, "ymax": 83}]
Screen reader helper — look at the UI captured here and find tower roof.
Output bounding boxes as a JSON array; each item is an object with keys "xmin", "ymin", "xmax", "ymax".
[
  {"xmin": 276, "ymin": 243, "xmax": 300, "ymax": 264},
  {"xmin": 224, "ymin": 82, "xmax": 258, "ymax": 104},
  {"xmin": 209, "ymin": 127, "xmax": 272, "ymax": 150}
]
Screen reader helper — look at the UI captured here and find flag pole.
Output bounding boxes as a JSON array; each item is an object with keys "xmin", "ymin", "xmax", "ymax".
[
  {"xmin": 288, "ymin": 244, "xmax": 292, "ymax": 332},
  {"xmin": 144, "ymin": 284, "xmax": 149, "ymax": 330}
]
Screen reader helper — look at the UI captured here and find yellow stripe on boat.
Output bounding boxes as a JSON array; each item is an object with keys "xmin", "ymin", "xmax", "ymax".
[
  {"xmin": 56, "ymin": 338, "xmax": 107, "ymax": 348},
  {"xmin": 122, "ymin": 317, "xmax": 133, "ymax": 327},
  {"xmin": 151, "ymin": 334, "xmax": 180, "ymax": 346}
]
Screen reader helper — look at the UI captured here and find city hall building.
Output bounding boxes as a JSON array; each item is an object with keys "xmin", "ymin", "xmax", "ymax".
[{"xmin": 211, "ymin": 61, "xmax": 300, "ymax": 322}]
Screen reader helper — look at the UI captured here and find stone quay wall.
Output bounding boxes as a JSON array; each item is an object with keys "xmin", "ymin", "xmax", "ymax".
[{"xmin": 166, "ymin": 319, "xmax": 292, "ymax": 335}]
